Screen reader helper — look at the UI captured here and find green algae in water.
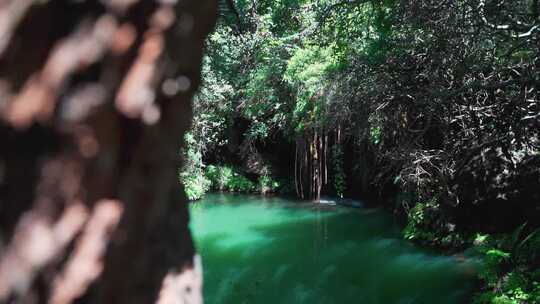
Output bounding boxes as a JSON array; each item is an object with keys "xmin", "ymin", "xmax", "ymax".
[{"xmin": 190, "ymin": 194, "xmax": 478, "ymax": 304}]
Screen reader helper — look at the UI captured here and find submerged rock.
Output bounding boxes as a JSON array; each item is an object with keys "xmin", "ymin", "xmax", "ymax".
[
  {"xmin": 336, "ymin": 198, "xmax": 364, "ymax": 208},
  {"xmin": 318, "ymin": 197, "xmax": 337, "ymax": 205},
  {"xmin": 317, "ymin": 197, "xmax": 364, "ymax": 208}
]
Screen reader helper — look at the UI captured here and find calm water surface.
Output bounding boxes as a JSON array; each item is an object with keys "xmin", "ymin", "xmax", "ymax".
[{"xmin": 190, "ymin": 193, "xmax": 478, "ymax": 304}]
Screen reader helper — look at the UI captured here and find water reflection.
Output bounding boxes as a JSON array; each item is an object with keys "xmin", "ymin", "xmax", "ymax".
[{"xmin": 190, "ymin": 194, "xmax": 477, "ymax": 304}]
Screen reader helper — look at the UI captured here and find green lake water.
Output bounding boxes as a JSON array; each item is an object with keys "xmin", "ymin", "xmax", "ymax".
[{"xmin": 190, "ymin": 193, "xmax": 478, "ymax": 304}]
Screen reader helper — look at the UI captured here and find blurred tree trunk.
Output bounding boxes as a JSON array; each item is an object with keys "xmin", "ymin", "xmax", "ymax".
[{"xmin": 0, "ymin": 0, "xmax": 217, "ymax": 303}]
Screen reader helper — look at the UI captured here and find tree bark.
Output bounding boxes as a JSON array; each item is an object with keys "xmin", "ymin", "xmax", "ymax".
[{"xmin": 0, "ymin": 0, "xmax": 217, "ymax": 303}]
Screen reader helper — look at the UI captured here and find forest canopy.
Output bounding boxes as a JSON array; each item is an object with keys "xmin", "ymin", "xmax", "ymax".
[{"xmin": 185, "ymin": 0, "xmax": 539, "ymax": 227}]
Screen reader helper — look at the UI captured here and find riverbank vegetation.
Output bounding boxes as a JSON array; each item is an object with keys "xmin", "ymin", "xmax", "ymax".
[{"xmin": 181, "ymin": 0, "xmax": 540, "ymax": 302}]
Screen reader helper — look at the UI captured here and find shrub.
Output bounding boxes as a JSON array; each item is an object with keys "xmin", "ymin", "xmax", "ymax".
[
  {"xmin": 205, "ymin": 165, "xmax": 256, "ymax": 193},
  {"xmin": 258, "ymin": 173, "xmax": 280, "ymax": 194},
  {"xmin": 402, "ymin": 197, "xmax": 471, "ymax": 248},
  {"xmin": 228, "ymin": 174, "xmax": 256, "ymax": 192},
  {"xmin": 403, "ymin": 197, "xmax": 439, "ymax": 241},
  {"xmin": 205, "ymin": 165, "xmax": 232, "ymax": 191},
  {"xmin": 179, "ymin": 132, "xmax": 210, "ymax": 200},
  {"xmin": 472, "ymin": 228, "xmax": 540, "ymax": 304},
  {"xmin": 180, "ymin": 171, "xmax": 210, "ymax": 201}
]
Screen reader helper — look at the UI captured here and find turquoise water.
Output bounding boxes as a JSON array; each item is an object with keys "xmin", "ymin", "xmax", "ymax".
[{"xmin": 190, "ymin": 194, "xmax": 478, "ymax": 304}]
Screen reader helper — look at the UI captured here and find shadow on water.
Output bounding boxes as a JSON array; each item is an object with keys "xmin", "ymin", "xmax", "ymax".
[{"xmin": 190, "ymin": 194, "xmax": 478, "ymax": 304}]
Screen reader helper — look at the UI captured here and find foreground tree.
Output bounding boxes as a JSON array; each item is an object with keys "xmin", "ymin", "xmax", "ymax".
[{"xmin": 0, "ymin": 0, "xmax": 217, "ymax": 303}]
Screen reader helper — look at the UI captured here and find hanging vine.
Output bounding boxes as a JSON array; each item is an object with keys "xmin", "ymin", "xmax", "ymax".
[{"xmin": 295, "ymin": 128, "xmax": 329, "ymax": 201}]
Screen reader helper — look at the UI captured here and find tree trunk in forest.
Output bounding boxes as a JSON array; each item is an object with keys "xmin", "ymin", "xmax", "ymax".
[{"xmin": 0, "ymin": 0, "xmax": 217, "ymax": 303}]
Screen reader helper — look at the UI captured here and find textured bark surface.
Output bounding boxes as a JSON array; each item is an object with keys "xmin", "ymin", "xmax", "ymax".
[{"xmin": 0, "ymin": 0, "xmax": 217, "ymax": 303}]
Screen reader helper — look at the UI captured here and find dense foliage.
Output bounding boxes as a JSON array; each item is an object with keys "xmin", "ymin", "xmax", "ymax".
[{"xmin": 181, "ymin": 0, "xmax": 540, "ymax": 302}]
